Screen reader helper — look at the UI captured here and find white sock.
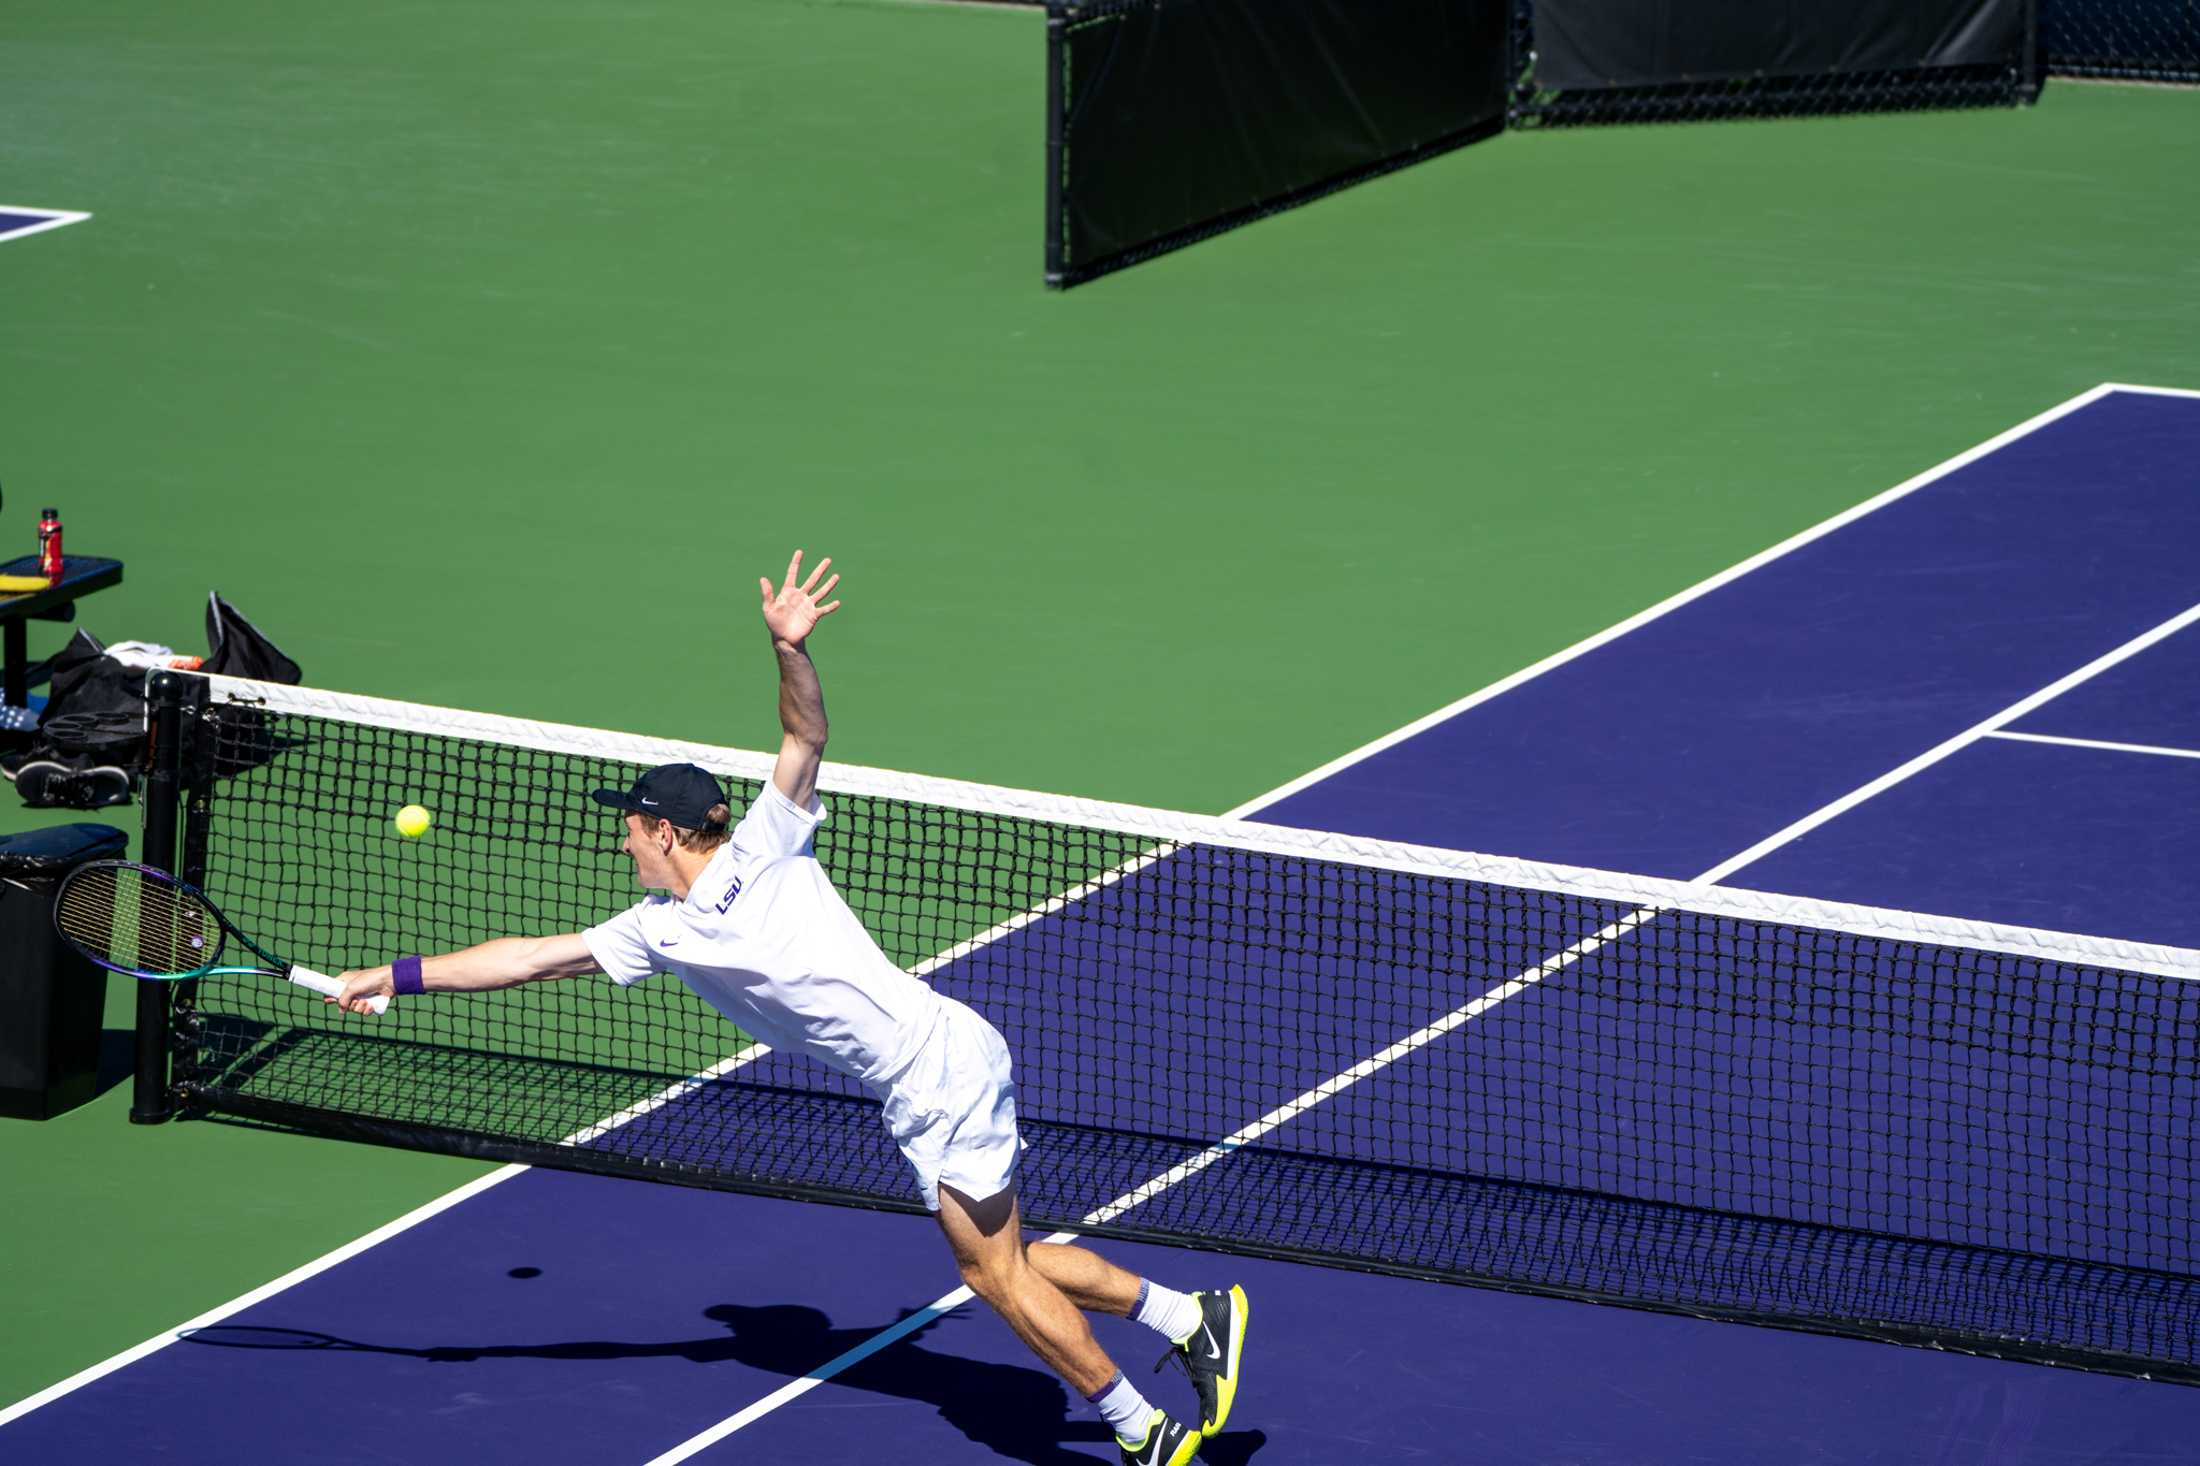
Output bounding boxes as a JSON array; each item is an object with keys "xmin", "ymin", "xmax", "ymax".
[
  {"xmin": 1087, "ymin": 1372, "xmax": 1157, "ymax": 1443},
  {"xmin": 1131, "ymin": 1278, "xmax": 1203, "ymax": 1344}
]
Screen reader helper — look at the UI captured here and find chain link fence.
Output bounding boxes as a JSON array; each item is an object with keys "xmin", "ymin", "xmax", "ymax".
[
  {"xmin": 2043, "ymin": 0, "xmax": 2200, "ymax": 82},
  {"xmin": 1507, "ymin": 0, "xmax": 2037, "ymax": 128}
]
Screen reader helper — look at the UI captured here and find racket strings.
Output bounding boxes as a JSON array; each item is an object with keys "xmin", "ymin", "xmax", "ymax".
[{"xmin": 56, "ymin": 866, "xmax": 215, "ymax": 975}]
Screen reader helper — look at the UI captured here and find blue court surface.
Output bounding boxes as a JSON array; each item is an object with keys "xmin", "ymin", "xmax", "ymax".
[{"xmin": 7, "ymin": 384, "xmax": 2200, "ymax": 1461}]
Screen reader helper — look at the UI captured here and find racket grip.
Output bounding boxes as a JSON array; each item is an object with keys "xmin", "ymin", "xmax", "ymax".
[{"xmin": 290, "ymin": 965, "xmax": 390, "ymax": 1016}]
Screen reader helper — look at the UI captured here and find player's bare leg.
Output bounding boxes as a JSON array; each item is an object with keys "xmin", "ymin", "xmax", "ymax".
[
  {"xmin": 935, "ymin": 1183, "xmax": 1120, "ymax": 1391},
  {"xmin": 1026, "ymin": 1237, "xmax": 1142, "ymax": 1314},
  {"xmin": 936, "ymin": 1183, "xmax": 1200, "ymax": 1465},
  {"xmin": 1030, "ymin": 1236, "xmax": 1249, "ymax": 1437}
]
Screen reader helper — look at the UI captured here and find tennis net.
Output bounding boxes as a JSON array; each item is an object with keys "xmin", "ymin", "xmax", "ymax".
[{"xmin": 142, "ymin": 674, "xmax": 2200, "ymax": 1383}]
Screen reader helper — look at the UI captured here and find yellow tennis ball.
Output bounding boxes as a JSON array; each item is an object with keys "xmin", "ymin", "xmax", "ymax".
[{"xmin": 394, "ymin": 804, "xmax": 432, "ymax": 838}]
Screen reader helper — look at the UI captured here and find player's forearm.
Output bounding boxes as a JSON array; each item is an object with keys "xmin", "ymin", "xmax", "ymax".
[
  {"xmin": 334, "ymin": 933, "xmax": 595, "ymax": 1013},
  {"xmin": 380, "ymin": 938, "xmax": 578, "ymax": 993},
  {"xmin": 775, "ymin": 640, "xmax": 829, "ymax": 752},
  {"xmin": 427, "ymin": 938, "xmax": 575, "ymax": 990}
]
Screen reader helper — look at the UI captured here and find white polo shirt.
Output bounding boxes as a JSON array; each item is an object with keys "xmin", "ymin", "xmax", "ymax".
[{"xmin": 582, "ymin": 781, "xmax": 945, "ymax": 1090}]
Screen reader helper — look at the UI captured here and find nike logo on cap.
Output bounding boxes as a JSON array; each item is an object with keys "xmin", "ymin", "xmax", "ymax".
[{"xmin": 641, "ymin": 797, "xmax": 659, "ymax": 806}]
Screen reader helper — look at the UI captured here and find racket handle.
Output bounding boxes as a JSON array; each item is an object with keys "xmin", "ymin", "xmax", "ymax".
[{"xmin": 289, "ymin": 965, "xmax": 390, "ymax": 1016}]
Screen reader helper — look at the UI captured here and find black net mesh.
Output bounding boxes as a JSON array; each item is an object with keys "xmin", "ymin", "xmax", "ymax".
[
  {"xmin": 2043, "ymin": 0, "xmax": 2200, "ymax": 82},
  {"xmin": 167, "ymin": 685, "xmax": 2200, "ymax": 1383},
  {"xmin": 1507, "ymin": 0, "xmax": 2036, "ymax": 128}
]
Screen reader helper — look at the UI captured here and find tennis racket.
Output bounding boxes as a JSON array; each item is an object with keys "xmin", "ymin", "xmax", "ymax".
[{"xmin": 51, "ymin": 859, "xmax": 389, "ymax": 1015}]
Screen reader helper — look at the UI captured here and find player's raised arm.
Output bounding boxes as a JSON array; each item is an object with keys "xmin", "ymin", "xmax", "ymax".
[{"xmin": 758, "ymin": 549, "xmax": 841, "ymax": 808}]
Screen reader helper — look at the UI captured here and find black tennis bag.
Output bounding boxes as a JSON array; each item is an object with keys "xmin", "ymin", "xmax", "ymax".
[{"xmin": 3, "ymin": 593, "xmax": 301, "ymax": 809}]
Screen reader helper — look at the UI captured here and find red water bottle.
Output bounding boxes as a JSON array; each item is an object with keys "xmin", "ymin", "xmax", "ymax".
[{"xmin": 38, "ymin": 507, "xmax": 62, "ymax": 580}]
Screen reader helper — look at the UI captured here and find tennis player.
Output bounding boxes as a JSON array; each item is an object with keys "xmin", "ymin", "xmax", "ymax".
[{"xmin": 335, "ymin": 551, "xmax": 1247, "ymax": 1466}]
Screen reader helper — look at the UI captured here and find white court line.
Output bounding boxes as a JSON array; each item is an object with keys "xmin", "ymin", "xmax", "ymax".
[
  {"xmin": 2100, "ymin": 381, "xmax": 2200, "ymax": 401},
  {"xmin": 1074, "ymin": 911, "xmax": 1666, "ymax": 1222},
  {"xmin": 1986, "ymin": 729, "xmax": 2200, "ymax": 762},
  {"xmin": 0, "ymin": 1041, "xmax": 780, "ymax": 1431},
  {"xmin": 1231, "ymin": 384, "xmax": 2136, "ymax": 818},
  {"xmin": 0, "ymin": 380, "xmax": 2171, "ymax": 1441},
  {"xmin": 640, "ymin": 1282, "xmax": 980, "ymax": 1466},
  {"xmin": 908, "ymin": 845, "xmax": 1184, "ymax": 980},
  {"xmin": 0, "ymin": 1165, "xmax": 520, "ymax": 1431},
  {"xmin": 0, "ymin": 206, "xmax": 91, "ymax": 244},
  {"xmin": 1695, "ymin": 602, "xmax": 2200, "ymax": 886},
  {"xmin": 559, "ymin": 1046, "xmax": 775, "ymax": 1150}
]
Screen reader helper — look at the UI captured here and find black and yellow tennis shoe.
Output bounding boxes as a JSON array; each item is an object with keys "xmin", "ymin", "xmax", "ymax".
[
  {"xmin": 1155, "ymin": 1284, "xmax": 1249, "ymax": 1436},
  {"xmin": 1116, "ymin": 1409, "xmax": 1201, "ymax": 1466}
]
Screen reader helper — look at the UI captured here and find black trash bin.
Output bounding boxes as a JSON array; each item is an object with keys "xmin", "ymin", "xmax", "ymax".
[{"xmin": 0, "ymin": 823, "xmax": 129, "ymax": 1119}]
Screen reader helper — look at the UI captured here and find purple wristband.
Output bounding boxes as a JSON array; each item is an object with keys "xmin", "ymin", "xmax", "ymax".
[{"xmin": 391, "ymin": 955, "xmax": 425, "ymax": 996}]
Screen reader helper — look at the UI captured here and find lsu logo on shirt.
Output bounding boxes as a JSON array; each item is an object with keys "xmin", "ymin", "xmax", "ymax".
[{"xmin": 713, "ymin": 872, "xmax": 744, "ymax": 914}]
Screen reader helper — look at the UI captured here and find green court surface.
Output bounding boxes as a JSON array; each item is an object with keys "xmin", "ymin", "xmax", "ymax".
[{"xmin": 4, "ymin": 0, "xmax": 2198, "ymax": 1413}]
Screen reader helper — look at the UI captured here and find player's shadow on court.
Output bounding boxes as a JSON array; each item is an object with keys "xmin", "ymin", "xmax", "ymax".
[
  {"xmin": 703, "ymin": 1303, "xmax": 1263, "ymax": 1464},
  {"xmin": 180, "ymin": 1303, "xmax": 1266, "ymax": 1465}
]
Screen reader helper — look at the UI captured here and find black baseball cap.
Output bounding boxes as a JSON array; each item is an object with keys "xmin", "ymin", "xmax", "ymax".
[{"xmin": 591, "ymin": 763, "xmax": 731, "ymax": 830}]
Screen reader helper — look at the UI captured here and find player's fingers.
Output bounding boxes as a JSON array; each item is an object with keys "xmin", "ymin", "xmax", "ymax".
[
  {"xmin": 816, "ymin": 600, "xmax": 841, "ymax": 616},
  {"xmin": 815, "ymin": 573, "xmax": 840, "ymax": 601},
  {"xmin": 759, "ymin": 576, "xmax": 775, "ymax": 606},
  {"xmin": 802, "ymin": 556, "xmax": 832, "ymax": 593},
  {"xmin": 784, "ymin": 549, "xmax": 803, "ymax": 591}
]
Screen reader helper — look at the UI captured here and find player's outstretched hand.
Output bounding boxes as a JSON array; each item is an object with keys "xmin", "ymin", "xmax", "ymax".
[
  {"xmin": 331, "ymin": 968, "xmax": 394, "ymax": 1016},
  {"xmin": 760, "ymin": 550, "xmax": 842, "ymax": 650}
]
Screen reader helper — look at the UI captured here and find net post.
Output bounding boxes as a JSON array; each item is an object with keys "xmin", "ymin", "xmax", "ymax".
[
  {"xmin": 130, "ymin": 670, "xmax": 188, "ymax": 1125},
  {"xmin": 172, "ymin": 676, "xmax": 214, "ymax": 1051}
]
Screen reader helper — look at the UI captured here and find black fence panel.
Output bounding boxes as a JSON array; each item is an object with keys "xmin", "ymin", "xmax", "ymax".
[
  {"xmin": 1510, "ymin": 0, "xmax": 2037, "ymax": 127},
  {"xmin": 2042, "ymin": 0, "xmax": 2200, "ymax": 81},
  {"xmin": 1047, "ymin": 0, "xmax": 1508, "ymax": 287},
  {"xmin": 1534, "ymin": 0, "xmax": 2026, "ymax": 88}
]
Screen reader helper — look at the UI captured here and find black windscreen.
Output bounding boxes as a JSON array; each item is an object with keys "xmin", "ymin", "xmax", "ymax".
[
  {"xmin": 1533, "ymin": 0, "xmax": 2029, "ymax": 90},
  {"xmin": 1048, "ymin": 0, "xmax": 1508, "ymax": 287}
]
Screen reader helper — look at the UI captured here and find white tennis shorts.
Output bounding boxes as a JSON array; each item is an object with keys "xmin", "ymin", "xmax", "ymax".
[{"xmin": 880, "ymin": 996, "xmax": 1021, "ymax": 1212}]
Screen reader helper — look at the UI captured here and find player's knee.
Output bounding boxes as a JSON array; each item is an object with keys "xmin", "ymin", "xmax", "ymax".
[
  {"xmin": 956, "ymin": 1249, "xmax": 1023, "ymax": 1303},
  {"xmin": 956, "ymin": 1255, "xmax": 1000, "ymax": 1298}
]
